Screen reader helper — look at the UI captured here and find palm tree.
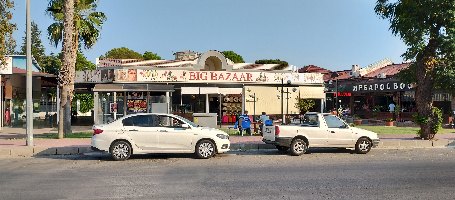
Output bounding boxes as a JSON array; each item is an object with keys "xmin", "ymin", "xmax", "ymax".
[
  {"xmin": 47, "ymin": 0, "xmax": 106, "ymax": 138},
  {"xmin": 47, "ymin": 0, "xmax": 106, "ymax": 50}
]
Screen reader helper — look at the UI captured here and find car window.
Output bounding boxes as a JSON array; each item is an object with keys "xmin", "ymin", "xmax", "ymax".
[
  {"xmin": 301, "ymin": 115, "xmax": 319, "ymax": 127},
  {"xmin": 324, "ymin": 115, "xmax": 347, "ymax": 128},
  {"xmin": 154, "ymin": 116, "xmax": 186, "ymax": 128},
  {"xmin": 122, "ymin": 115, "xmax": 153, "ymax": 127}
]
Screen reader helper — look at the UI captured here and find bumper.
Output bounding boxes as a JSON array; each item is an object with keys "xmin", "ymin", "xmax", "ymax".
[
  {"xmin": 216, "ymin": 140, "xmax": 230, "ymax": 153},
  {"xmin": 372, "ymin": 139, "xmax": 380, "ymax": 148},
  {"xmin": 263, "ymin": 137, "xmax": 293, "ymax": 147}
]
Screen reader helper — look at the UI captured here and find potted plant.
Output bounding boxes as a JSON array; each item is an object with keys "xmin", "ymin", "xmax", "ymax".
[
  {"xmin": 385, "ymin": 118, "xmax": 394, "ymax": 126},
  {"xmin": 353, "ymin": 115, "xmax": 362, "ymax": 125}
]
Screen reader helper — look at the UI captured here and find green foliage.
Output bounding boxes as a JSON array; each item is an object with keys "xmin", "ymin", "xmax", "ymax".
[
  {"xmin": 20, "ymin": 22, "xmax": 46, "ymax": 65},
  {"xmin": 222, "ymin": 51, "xmax": 245, "ymax": 63},
  {"xmin": 72, "ymin": 93, "xmax": 94, "ymax": 113},
  {"xmin": 47, "ymin": 0, "xmax": 107, "ymax": 49},
  {"xmin": 295, "ymin": 98, "xmax": 315, "ymax": 114},
  {"xmin": 0, "ymin": 0, "xmax": 16, "ymax": 65},
  {"xmin": 255, "ymin": 59, "xmax": 288, "ymax": 70},
  {"xmin": 12, "ymin": 98, "xmax": 24, "ymax": 114},
  {"xmin": 143, "ymin": 51, "xmax": 161, "ymax": 60},
  {"xmin": 413, "ymin": 107, "xmax": 443, "ymax": 136},
  {"xmin": 104, "ymin": 47, "xmax": 143, "ymax": 59},
  {"xmin": 75, "ymin": 51, "xmax": 96, "ymax": 70},
  {"xmin": 40, "ymin": 51, "xmax": 95, "ymax": 75}
]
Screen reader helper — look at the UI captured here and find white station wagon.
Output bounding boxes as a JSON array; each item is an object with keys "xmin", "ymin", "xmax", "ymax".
[{"xmin": 91, "ymin": 113, "xmax": 230, "ymax": 161}]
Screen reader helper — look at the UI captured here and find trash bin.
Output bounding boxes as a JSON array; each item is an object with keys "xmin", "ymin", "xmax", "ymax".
[{"xmin": 193, "ymin": 113, "xmax": 218, "ymax": 128}]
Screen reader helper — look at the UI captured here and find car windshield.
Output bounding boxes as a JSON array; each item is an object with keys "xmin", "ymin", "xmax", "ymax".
[{"xmin": 175, "ymin": 115, "xmax": 199, "ymax": 127}]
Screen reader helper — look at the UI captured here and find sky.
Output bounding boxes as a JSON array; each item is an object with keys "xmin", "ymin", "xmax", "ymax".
[{"xmin": 10, "ymin": 0, "xmax": 408, "ymax": 71}]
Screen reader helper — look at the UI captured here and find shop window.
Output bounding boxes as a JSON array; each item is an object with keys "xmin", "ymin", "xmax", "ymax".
[{"xmin": 324, "ymin": 115, "xmax": 347, "ymax": 128}]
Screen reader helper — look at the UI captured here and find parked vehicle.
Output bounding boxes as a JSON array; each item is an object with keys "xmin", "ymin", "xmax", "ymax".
[
  {"xmin": 91, "ymin": 113, "xmax": 230, "ymax": 161},
  {"xmin": 262, "ymin": 112, "xmax": 380, "ymax": 156}
]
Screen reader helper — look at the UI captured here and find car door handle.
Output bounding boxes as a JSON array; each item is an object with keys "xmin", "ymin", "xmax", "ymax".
[
  {"xmin": 330, "ymin": 131, "xmax": 335, "ymax": 133},
  {"xmin": 159, "ymin": 130, "xmax": 168, "ymax": 132},
  {"xmin": 129, "ymin": 129, "xmax": 138, "ymax": 132}
]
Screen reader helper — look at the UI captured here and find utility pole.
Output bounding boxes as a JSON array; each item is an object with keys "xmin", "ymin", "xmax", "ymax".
[
  {"xmin": 26, "ymin": 0, "xmax": 33, "ymax": 146},
  {"xmin": 281, "ymin": 79, "xmax": 284, "ymax": 124}
]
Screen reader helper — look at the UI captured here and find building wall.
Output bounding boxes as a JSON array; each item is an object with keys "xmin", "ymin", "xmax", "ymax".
[{"xmin": 244, "ymin": 86, "xmax": 300, "ymax": 115}]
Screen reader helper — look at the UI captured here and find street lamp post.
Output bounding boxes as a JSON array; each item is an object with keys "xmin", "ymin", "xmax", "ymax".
[
  {"xmin": 331, "ymin": 72, "xmax": 339, "ymax": 115},
  {"xmin": 248, "ymin": 93, "xmax": 257, "ymax": 122}
]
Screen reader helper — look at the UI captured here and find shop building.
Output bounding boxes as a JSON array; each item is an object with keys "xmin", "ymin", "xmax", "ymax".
[
  {"xmin": 301, "ymin": 59, "xmax": 453, "ymax": 122},
  {"xmin": 75, "ymin": 50, "xmax": 325, "ymax": 125},
  {"xmin": 0, "ymin": 55, "xmax": 57, "ymax": 127}
]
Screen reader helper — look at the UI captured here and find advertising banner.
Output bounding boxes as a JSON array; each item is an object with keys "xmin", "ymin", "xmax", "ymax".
[
  {"xmin": 127, "ymin": 99, "xmax": 147, "ymax": 113},
  {"xmin": 76, "ymin": 69, "xmax": 324, "ymax": 84}
]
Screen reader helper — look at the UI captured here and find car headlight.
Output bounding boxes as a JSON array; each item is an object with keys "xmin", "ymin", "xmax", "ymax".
[{"xmin": 216, "ymin": 134, "xmax": 229, "ymax": 140}]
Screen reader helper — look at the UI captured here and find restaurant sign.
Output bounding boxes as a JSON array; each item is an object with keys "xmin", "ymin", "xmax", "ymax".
[
  {"xmin": 76, "ymin": 69, "xmax": 323, "ymax": 84},
  {"xmin": 351, "ymin": 81, "xmax": 413, "ymax": 93}
]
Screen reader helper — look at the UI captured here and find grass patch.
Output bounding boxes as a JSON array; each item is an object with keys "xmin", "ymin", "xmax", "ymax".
[
  {"xmin": 356, "ymin": 125, "xmax": 455, "ymax": 135},
  {"xmin": 36, "ymin": 132, "xmax": 93, "ymax": 139}
]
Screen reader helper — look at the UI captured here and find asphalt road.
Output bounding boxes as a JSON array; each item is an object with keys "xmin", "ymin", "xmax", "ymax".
[{"xmin": 1, "ymin": 148, "xmax": 455, "ymax": 200}]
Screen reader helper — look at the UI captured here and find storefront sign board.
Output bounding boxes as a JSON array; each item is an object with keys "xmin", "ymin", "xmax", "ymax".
[{"xmin": 351, "ymin": 81, "xmax": 413, "ymax": 92}]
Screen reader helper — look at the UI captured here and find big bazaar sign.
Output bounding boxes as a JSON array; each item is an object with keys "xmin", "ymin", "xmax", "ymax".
[{"xmin": 76, "ymin": 69, "xmax": 324, "ymax": 84}]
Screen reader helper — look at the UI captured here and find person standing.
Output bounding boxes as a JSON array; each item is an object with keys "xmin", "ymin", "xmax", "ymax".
[
  {"xmin": 239, "ymin": 111, "xmax": 252, "ymax": 136},
  {"xmin": 259, "ymin": 112, "xmax": 269, "ymax": 135},
  {"xmin": 4, "ymin": 108, "xmax": 10, "ymax": 127}
]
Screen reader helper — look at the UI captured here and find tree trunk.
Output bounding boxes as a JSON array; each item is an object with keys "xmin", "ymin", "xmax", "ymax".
[
  {"xmin": 58, "ymin": 0, "xmax": 76, "ymax": 138},
  {"xmin": 415, "ymin": 39, "xmax": 438, "ymax": 140}
]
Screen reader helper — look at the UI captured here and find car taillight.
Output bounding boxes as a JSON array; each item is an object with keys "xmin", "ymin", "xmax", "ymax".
[
  {"xmin": 93, "ymin": 129, "xmax": 103, "ymax": 135},
  {"xmin": 275, "ymin": 126, "xmax": 280, "ymax": 135}
]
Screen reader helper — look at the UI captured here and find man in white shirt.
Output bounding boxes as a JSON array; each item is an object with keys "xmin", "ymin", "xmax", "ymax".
[
  {"xmin": 259, "ymin": 112, "xmax": 269, "ymax": 135},
  {"xmin": 389, "ymin": 102, "xmax": 396, "ymax": 113}
]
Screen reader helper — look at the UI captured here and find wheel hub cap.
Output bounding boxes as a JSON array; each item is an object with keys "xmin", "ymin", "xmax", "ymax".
[{"xmin": 199, "ymin": 143, "xmax": 214, "ymax": 157}]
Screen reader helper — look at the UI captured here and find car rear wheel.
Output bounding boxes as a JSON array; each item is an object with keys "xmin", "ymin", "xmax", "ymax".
[
  {"xmin": 195, "ymin": 140, "xmax": 215, "ymax": 159},
  {"xmin": 276, "ymin": 145, "xmax": 289, "ymax": 152},
  {"xmin": 110, "ymin": 140, "xmax": 132, "ymax": 161},
  {"xmin": 290, "ymin": 139, "xmax": 307, "ymax": 156},
  {"xmin": 355, "ymin": 138, "xmax": 372, "ymax": 154}
]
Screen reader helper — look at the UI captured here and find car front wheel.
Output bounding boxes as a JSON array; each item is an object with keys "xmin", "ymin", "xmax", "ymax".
[
  {"xmin": 195, "ymin": 140, "xmax": 215, "ymax": 159},
  {"xmin": 355, "ymin": 138, "xmax": 372, "ymax": 154},
  {"xmin": 110, "ymin": 140, "xmax": 132, "ymax": 161},
  {"xmin": 290, "ymin": 139, "xmax": 307, "ymax": 156}
]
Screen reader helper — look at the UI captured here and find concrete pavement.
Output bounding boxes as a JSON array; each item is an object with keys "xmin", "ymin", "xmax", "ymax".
[{"xmin": 0, "ymin": 126, "xmax": 454, "ymax": 157}]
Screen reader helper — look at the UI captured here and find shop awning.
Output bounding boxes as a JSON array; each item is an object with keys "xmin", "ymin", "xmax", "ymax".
[
  {"xmin": 93, "ymin": 84, "xmax": 174, "ymax": 92},
  {"xmin": 299, "ymin": 86, "xmax": 325, "ymax": 99}
]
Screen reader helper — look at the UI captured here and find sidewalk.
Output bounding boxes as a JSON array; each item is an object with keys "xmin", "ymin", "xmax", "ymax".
[{"xmin": 0, "ymin": 127, "xmax": 454, "ymax": 157}]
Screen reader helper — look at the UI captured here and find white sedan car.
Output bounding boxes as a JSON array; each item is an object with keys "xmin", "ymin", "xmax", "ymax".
[{"xmin": 91, "ymin": 113, "xmax": 230, "ymax": 161}]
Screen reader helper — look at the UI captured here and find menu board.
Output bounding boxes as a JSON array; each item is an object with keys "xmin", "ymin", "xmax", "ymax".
[{"xmin": 127, "ymin": 99, "xmax": 147, "ymax": 113}]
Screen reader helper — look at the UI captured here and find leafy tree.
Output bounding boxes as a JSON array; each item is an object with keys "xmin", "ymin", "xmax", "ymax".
[
  {"xmin": 47, "ymin": 0, "xmax": 106, "ymax": 137},
  {"xmin": 295, "ymin": 98, "xmax": 315, "ymax": 114},
  {"xmin": 0, "ymin": 0, "xmax": 16, "ymax": 65},
  {"xmin": 75, "ymin": 51, "xmax": 96, "ymax": 70},
  {"xmin": 104, "ymin": 47, "xmax": 143, "ymax": 59},
  {"xmin": 4, "ymin": 31, "xmax": 16, "ymax": 55},
  {"xmin": 375, "ymin": 0, "xmax": 455, "ymax": 140},
  {"xmin": 72, "ymin": 93, "xmax": 94, "ymax": 113},
  {"xmin": 20, "ymin": 22, "xmax": 46, "ymax": 65},
  {"xmin": 255, "ymin": 59, "xmax": 289, "ymax": 70},
  {"xmin": 40, "ymin": 53, "xmax": 62, "ymax": 75},
  {"xmin": 143, "ymin": 51, "xmax": 161, "ymax": 60},
  {"xmin": 222, "ymin": 51, "xmax": 244, "ymax": 63}
]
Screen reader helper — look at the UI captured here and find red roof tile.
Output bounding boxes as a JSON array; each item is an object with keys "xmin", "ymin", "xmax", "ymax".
[
  {"xmin": 299, "ymin": 65, "xmax": 331, "ymax": 74},
  {"xmin": 12, "ymin": 67, "xmax": 54, "ymax": 76},
  {"xmin": 363, "ymin": 63, "xmax": 410, "ymax": 78}
]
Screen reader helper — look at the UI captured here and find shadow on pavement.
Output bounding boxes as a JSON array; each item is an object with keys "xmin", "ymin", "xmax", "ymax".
[
  {"xmin": 231, "ymin": 147, "xmax": 355, "ymax": 156},
  {"xmin": 35, "ymin": 152, "xmax": 200, "ymax": 161}
]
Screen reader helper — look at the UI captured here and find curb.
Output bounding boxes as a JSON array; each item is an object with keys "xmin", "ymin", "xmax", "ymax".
[{"xmin": 0, "ymin": 139, "xmax": 453, "ymax": 157}]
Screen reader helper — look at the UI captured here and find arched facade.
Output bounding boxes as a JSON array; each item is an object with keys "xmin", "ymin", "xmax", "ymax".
[{"xmin": 195, "ymin": 50, "xmax": 233, "ymax": 71}]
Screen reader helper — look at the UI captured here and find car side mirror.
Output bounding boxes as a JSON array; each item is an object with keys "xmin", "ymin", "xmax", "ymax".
[{"xmin": 181, "ymin": 124, "xmax": 190, "ymax": 129}]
